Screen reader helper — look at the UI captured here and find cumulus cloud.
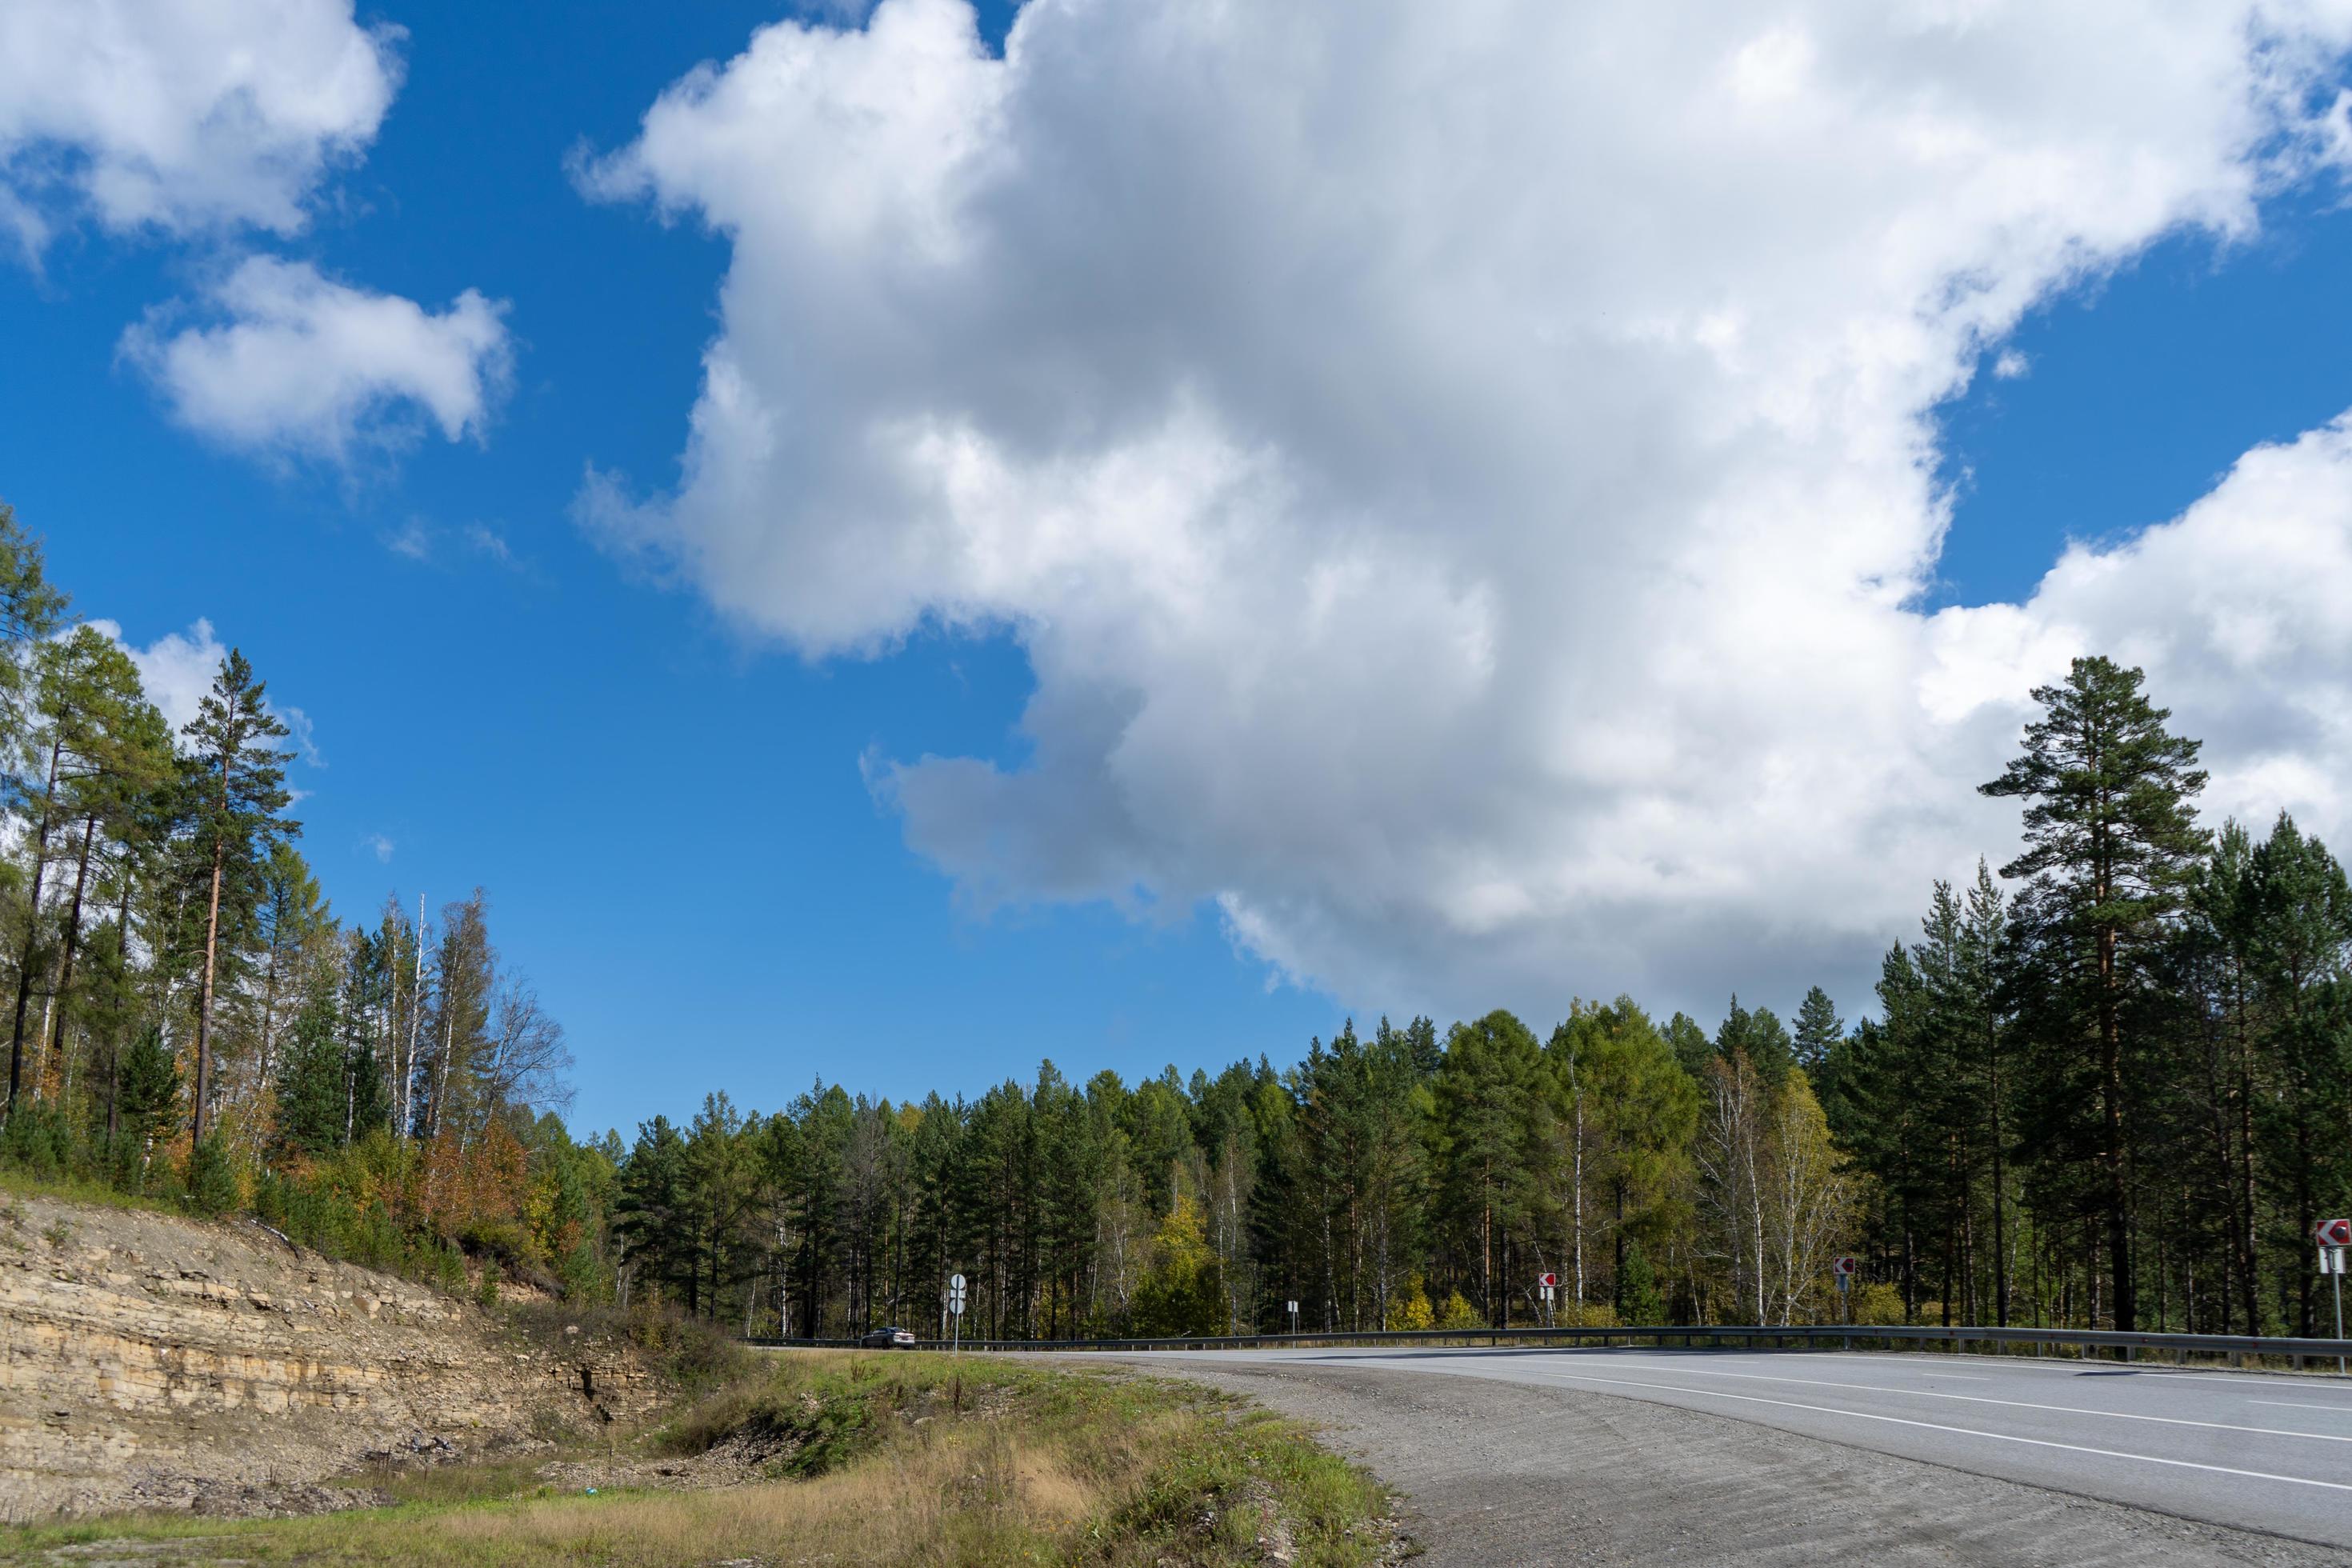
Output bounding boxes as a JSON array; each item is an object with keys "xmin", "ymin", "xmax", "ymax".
[
  {"xmin": 364, "ymin": 832, "xmax": 395, "ymax": 863},
  {"xmin": 90, "ymin": 617, "xmax": 323, "ymax": 773},
  {"xmin": 122, "ymin": 257, "xmax": 512, "ymax": 461},
  {"xmin": 0, "ymin": 0, "xmax": 400, "ymax": 257},
  {"xmin": 581, "ymin": 0, "xmax": 2352, "ymax": 1020},
  {"xmin": 100, "ymin": 616, "xmax": 226, "ymax": 734}
]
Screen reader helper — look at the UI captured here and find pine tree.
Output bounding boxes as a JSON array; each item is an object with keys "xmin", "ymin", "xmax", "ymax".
[
  {"xmin": 1716, "ymin": 997, "xmax": 1795, "ymax": 1085},
  {"xmin": 41, "ymin": 631, "xmax": 173, "ymax": 1102},
  {"xmin": 113, "ymin": 1026, "xmax": 181, "ymax": 1192},
  {"xmin": 1430, "ymin": 1011, "xmax": 1550, "ymax": 1326},
  {"xmin": 182, "ymin": 650, "xmax": 300, "ymax": 1144},
  {"xmin": 0, "ymin": 501, "xmax": 68, "ymax": 762},
  {"xmin": 4, "ymin": 628, "xmax": 154, "ymax": 1112},
  {"xmin": 271, "ymin": 989, "xmax": 346, "ymax": 1160},
  {"xmin": 2245, "ymin": 814, "xmax": 2352, "ymax": 1334},
  {"xmin": 1792, "ymin": 987, "xmax": 1843, "ymax": 1075},
  {"xmin": 1982, "ymin": 655, "xmax": 2207, "ymax": 1331}
]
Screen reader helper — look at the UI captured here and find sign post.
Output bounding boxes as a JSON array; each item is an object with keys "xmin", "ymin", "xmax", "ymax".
[
  {"xmin": 1832, "ymin": 1257, "xmax": 1858, "ymax": 1328},
  {"xmin": 1538, "ymin": 1272, "xmax": 1558, "ymax": 1328},
  {"xmin": 2319, "ymin": 1221, "xmax": 2350, "ymax": 1371},
  {"xmin": 948, "ymin": 1272, "xmax": 967, "ymax": 1354},
  {"xmin": 1286, "ymin": 1299, "xmax": 1299, "ymax": 1336}
]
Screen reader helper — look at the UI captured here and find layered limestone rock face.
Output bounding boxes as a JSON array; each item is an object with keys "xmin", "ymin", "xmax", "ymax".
[{"xmin": 0, "ymin": 1192, "xmax": 654, "ymax": 1519}]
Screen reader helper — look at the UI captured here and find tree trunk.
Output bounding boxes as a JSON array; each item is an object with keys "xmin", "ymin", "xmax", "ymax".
[
  {"xmin": 256, "ymin": 915, "xmax": 284, "ymax": 1106},
  {"xmin": 104, "ymin": 874, "xmax": 130, "ymax": 1149},
  {"xmin": 1989, "ymin": 1023, "xmax": 2009, "ymax": 1326},
  {"xmin": 6, "ymin": 735, "xmax": 63, "ymax": 1114},
  {"xmin": 193, "ymin": 838, "xmax": 226, "ymax": 1144},
  {"xmin": 44, "ymin": 815, "xmax": 96, "ymax": 1091},
  {"xmin": 2237, "ymin": 1016, "xmax": 2260, "ymax": 1337},
  {"xmin": 2097, "ymin": 922, "xmax": 2135, "ymax": 1330}
]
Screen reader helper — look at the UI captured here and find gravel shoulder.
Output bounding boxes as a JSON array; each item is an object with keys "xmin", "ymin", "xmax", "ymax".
[{"xmin": 1106, "ymin": 1356, "xmax": 2348, "ymax": 1567}]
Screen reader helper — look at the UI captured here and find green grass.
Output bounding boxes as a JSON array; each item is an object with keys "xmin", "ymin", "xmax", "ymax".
[
  {"xmin": 0, "ymin": 1352, "xmax": 1394, "ymax": 1567},
  {"xmin": 0, "ymin": 1165, "xmax": 188, "ymax": 1218}
]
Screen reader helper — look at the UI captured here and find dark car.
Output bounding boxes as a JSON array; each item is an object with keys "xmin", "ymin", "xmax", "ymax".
[{"xmin": 860, "ymin": 1325, "xmax": 918, "ymax": 1348}]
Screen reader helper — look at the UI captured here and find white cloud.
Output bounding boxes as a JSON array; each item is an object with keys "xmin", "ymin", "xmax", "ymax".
[
  {"xmin": 364, "ymin": 832, "xmax": 395, "ymax": 863},
  {"xmin": 90, "ymin": 617, "xmax": 325, "ymax": 776},
  {"xmin": 582, "ymin": 0, "xmax": 2352, "ymax": 1021},
  {"xmin": 122, "ymin": 257, "xmax": 512, "ymax": 461},
  {"xmin": 382, "ymin": 518, "xmax": 522, "ymax": 567},
  {"xmin": 98, "ymin": 616, "xmax": 224, "ymax": 734},
  {"xmin": 0, "ymin": 0, "xmax": 401, "ymax": 257},
  {"xmin": 279, "ymin": 704, "xmax": 323, "ymax": 766},
  {"xmin": 1993, "ymin": 349, "xmax": 2031, "ymax": 380}
]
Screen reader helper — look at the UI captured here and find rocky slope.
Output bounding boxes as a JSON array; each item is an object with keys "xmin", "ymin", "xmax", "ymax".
[{"xmin": 0, "ymin": 1189, "xmax": 654, "ymax": 1521}]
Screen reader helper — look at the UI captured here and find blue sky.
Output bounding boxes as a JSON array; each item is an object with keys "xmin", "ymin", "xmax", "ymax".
[{"xmin": 8, "ymin": 2, "xmax": 2352, "ymax": 1137}]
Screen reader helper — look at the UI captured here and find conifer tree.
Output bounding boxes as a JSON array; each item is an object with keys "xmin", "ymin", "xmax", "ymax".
[
  {"xmin": 2245, "ymin": 814, "xmax": 2352, "ymax": 1333},
  {"xmin": 1430, "ymin": 1011, "xmax": 1550, "ymax": 1325},
  {"xmin": 271, "ymin": 990, "xmax": 346, "ymax": 1160},
  {"xmin": 182, "ymin": 650, "xmax": 300, "ymax": 1144},
  {"xmin": 0, "ymin": 502, "xmax": 68, "ymax": 763},
  {"xmin": 1792, "ymin": 987, "xmax": 1843, "ymax": 1075},
  {"xmin": 1982, "ymin": 655, "xmax": 2207, "ymax": 1330}
]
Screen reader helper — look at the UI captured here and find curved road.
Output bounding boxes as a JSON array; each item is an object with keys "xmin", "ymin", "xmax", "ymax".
[{"xmin": 1120, "ymin": 1346, "xmax": 2352, "ymax": 1558}]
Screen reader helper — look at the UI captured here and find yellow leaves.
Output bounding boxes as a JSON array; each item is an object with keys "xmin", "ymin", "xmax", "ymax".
[
  {"xmin": 1150, "ymin": 1192, "xmax": 1213, "ymax": 1275},
  {"xmin": 1434, "ymin": 1290, "xmax": 1481, "ymax": 1330},
  {"xmin": 1384, "ymin": 1274, "xmax": 1435, "ymax": 1331}
]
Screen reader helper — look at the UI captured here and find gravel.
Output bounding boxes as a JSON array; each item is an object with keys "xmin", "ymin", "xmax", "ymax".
[{"xmin": 1114, "ymin": 1357, "xmax": 2350, "ymax": 1566}]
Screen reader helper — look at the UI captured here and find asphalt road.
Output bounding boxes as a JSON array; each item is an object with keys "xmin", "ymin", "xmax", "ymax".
[{"xmin": 1123, "ymin": 1346, "xmax": 2352, "ymax": 1555}]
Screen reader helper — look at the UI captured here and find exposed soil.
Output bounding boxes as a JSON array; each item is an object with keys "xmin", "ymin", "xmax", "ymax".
[{"xmin": 0, "ymin": 1190, "xmax": 655, "ymax": 1522}]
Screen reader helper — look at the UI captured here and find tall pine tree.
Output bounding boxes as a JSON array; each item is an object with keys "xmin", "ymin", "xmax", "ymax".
[
  {"xmin": 182, "ymin": 650, "xmax": 300, "ymax": 1145},
  {"xmin": 1982, "ymin": 655, "xmax": 2206, "ymax": 1331}
]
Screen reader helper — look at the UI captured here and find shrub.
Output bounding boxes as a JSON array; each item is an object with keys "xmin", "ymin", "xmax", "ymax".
[
  {"xmin": 1385, "ymin": 1274, "xmax": 1434, "ymax": 1330},
  {"xmin": 183, "ymin": 1135, "xmax": 240, "ymax": 1218},
  {"xmin": 1850, "ymin": 1281, "xmax": 1906, "ymax": 1326},
  {"xmin": 1616, "ymin": 1239, "xmax": 1666, "ymax": 1326},
  {"xmin": 0, "ymin": 1104, "xmax": 75, "ymax": 1181},
  {"xmin": 1435, "ymin": 1290, "xmax": 1482, "ymax": 1330}
]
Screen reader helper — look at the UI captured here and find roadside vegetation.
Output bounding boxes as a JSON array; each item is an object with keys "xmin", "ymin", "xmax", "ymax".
[
  {"xmin": 2, "ymin": 479, "xmax": 2346, "ymax": 1375},
  {"xmin": 0, "ymin": 1351, "xmax": 1397, "ymax": 1567}
]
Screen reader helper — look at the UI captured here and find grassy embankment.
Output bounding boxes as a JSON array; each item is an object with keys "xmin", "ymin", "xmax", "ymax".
[{"xmin": 0, "ymin": 1348, "xmax": 1397, "ymax": 1566}]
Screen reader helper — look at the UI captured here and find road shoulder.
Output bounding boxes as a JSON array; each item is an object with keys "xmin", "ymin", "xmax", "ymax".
[{"xmin": 1114, "ymin": 1357, "xmax": 2342, "ymax": 1567}]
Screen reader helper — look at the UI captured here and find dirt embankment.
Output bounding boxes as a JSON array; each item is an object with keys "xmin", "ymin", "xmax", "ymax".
[{"xmin": 0, "ymin": 1190, "xmax": 656, "ymax": 1522}]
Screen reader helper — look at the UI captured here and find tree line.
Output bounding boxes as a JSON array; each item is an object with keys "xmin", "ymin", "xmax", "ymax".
[
  {"xmin": 2, "ymin": 492, "xmax": 2344, "ymax": 1339},
  {"xmin": 616, "ymin": 658, "xmax": 2350, "ymax": 1342}
]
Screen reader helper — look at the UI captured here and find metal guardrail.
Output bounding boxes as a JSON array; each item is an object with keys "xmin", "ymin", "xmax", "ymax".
[{"xmin": 747, "ymin": 1322, "xmax": 2352, "ymax": 1370}]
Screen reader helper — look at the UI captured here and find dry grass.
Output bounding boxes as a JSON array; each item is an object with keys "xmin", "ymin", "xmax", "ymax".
[{"xmin": 1, "ymin": 1352, "xmax": 1395, "ymax": 1567}]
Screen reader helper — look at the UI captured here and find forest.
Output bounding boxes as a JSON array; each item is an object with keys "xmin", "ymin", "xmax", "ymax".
[{"xmin": 0, "ymin": 500, "xmax": 2346, "ymax": 1342}]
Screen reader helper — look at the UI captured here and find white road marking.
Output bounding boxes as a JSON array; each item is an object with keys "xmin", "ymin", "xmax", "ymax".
[
  {"xmin": 1520, "ymin": 1357, "xmax": 2352, "ymax": 1445},
  {"xmin": 2252, "ymin": 1401, "xmax": 2352, "ymax": 1414},
  {"xmin": 1712, "ymin": 1350, "xmax": 2352, "ymax": 1395},
  {"xmin": 1474, "ymin": 1364, "xmax": 2352, "ymax": 1494}
]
